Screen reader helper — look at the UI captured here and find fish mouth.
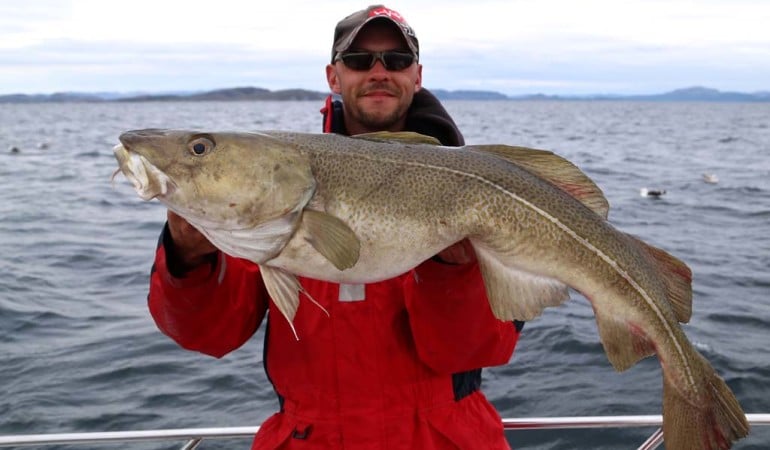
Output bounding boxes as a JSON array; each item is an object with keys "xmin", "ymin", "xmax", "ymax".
[{"xmin": 112, "ymin": 144, "xmax": 175, "ymax": 200}]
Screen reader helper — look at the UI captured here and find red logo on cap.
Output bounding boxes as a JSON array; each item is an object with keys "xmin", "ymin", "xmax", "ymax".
[
  {"xmin": 369, "ymin": 7, "xmax": 407, "ymax": 24},
  {"xmin": 368, "ymin": 6, "xmax": 415, "ymax": 38}
]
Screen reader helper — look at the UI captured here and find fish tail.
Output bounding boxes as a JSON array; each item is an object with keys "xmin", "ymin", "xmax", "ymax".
[{"xmin": 662, "ymin": 354, "xmax": 749, "ymax": 449}]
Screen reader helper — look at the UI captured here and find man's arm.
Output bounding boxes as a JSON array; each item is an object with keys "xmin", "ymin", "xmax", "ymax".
[
  {"xmin": 148, "ymin": 211, "xmax": 269, "ymax": 358},
  {"xmin": 404, "ymin": 239, "xmax": 519, "ymax": 373}
]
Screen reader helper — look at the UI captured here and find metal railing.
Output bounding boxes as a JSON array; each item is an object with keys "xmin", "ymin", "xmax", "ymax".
[{"xmin": 0, "ymin": 414, "xmax": 767, "ymax": 449}]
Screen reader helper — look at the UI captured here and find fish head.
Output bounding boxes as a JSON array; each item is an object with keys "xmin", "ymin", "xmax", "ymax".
[{"xmin": 113, "ymin": 129, "xmax": 316, "ymax": 230}]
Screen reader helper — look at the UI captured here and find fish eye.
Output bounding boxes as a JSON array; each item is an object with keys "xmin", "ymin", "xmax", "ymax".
[{"xmin": 188, "ymin": 136, "xmax": 215, "ymax": 156}]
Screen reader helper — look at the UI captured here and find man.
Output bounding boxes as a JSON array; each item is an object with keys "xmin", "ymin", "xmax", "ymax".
[{"xmin": 148, "ymin": 5, "xmax": 520, "ymax": 449}]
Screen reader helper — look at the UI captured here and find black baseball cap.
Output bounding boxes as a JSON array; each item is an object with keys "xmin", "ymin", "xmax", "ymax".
[{"xmin": 331, "ymin": 5, "xmax": 419, "ymax": 63}]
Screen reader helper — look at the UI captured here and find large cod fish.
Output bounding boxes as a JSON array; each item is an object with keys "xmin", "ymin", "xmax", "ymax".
[{"xmin": 113, "ymin": 129, "xmax": 748, "ymax": 449}]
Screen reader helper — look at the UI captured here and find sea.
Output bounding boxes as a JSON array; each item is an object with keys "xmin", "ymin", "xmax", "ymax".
[{"xmin": 1, "ymin": 100, "xmax": 768, "ymax": 450}]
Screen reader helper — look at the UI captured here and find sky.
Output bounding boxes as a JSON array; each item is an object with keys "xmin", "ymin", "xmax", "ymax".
[{"xmin": 1, "ymin": 0, "xmax": 770, "ymax": 96}]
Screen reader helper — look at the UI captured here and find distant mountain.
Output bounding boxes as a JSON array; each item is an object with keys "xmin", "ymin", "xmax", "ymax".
[
  {"xmin": 632, "ymin": 86, "xmax": 764, "ymax": 102},
  {"xmin": 117, "ymin": 87, "xmax": 326, "ymax": 102},
  {"xmin": 0, "ymin": 92, "xmax": 106, "ymax": 103},
  {"xmin": 2, "ymin": 86, "xmax": 769, "ymax": 103},
  {"xmin": 511, "ymin": 86, "xmax": 770, "ymax": 102},
  {"xmin": 117, "ymin": 87, "xmax": 501, "ymax": 101},
  {"xmin": 432, "ymin": 89, "xmax": 508, "ymax": 100}
]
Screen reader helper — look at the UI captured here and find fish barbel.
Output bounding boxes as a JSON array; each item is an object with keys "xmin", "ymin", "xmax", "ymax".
[{"xmin": 113, "ymin": 129, "xmax": 748, "ymax": 449}]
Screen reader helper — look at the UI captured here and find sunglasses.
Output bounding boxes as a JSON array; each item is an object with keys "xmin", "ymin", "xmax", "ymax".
[{"xmin": 335, "ymin": 51, "xmax": 417, "ymax": 71}]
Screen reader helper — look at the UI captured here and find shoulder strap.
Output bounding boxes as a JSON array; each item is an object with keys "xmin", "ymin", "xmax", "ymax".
[{"xmin": 320, "ymin": 94, "xmax": 346, "ymax": 134}]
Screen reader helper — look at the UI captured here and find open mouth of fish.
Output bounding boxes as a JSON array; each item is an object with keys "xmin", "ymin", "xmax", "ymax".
[{"xmin": 112, "ymin": 144, "xmax": 175, "ymax": 200}]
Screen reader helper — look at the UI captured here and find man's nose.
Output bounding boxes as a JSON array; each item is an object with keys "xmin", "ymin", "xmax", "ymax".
[{"xmin": 368, "ymin": 60, "xmax": 390, "ymax": 78}]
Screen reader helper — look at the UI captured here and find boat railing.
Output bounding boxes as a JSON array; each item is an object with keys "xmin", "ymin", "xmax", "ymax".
[{"xmin": 0, "ymin": 414, "xmax": 767, "ymax": 449}]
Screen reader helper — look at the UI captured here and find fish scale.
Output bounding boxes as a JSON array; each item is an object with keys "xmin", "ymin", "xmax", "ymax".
[{"xmin": 114, "ymin": 128, "xmax": 748, "ymax": 449}]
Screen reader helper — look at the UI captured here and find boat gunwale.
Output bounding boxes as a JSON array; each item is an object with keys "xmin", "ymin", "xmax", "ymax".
[{"xmin": 1, "ymin": 414, "xmax": 767, "ymax": 448}]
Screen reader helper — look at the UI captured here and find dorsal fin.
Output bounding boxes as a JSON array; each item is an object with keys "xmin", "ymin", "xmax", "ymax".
[
  {"xmin": 469, "ymin": 145, "xmax": 610, "ymax": 219},
  {"xmin": 627, "ymin": 234, "xmax": 693, "ymax": 323},
  {"xmin": 352, "ymin": 131, "xmax": 442, "ymax": 145}
]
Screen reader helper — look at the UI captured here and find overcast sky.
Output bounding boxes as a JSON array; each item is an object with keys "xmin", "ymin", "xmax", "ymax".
[{"xmin": 2, "ymin": 0, "xmax": 769, "ymax": 96}]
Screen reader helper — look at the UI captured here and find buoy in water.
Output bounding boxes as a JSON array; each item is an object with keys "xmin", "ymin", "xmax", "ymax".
[
  {"xmin": 640, "ymin": 188, "xmax": 666, "ymax": 198},
  {"xmin": 702, "ymin": 173, "xmax": 719, "ymax": 184}
]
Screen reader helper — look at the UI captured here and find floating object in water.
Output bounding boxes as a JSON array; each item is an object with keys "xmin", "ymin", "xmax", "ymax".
[
  {"xmin": 9, "ymin": 146, "xmax": 20, "ymax": 154},
  {"xmin": 702, "ymin": 173, "xmax": 719, "ymax": 184},
  {"xmin": 640, "ymin": 188, "xmax": 666, "ymax": 198},
  {"xmin": 37, "ymin": 142, "xmax": 49, "ymax": 149}
]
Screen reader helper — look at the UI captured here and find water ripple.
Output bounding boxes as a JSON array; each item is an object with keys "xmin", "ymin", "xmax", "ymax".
[{"xmin": 2, "ymin": 101, "xmax": 768, "ymax": 449}]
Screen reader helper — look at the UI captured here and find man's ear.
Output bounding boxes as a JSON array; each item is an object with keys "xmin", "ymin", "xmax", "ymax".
[
  {"xmin": 326, "ymin": 64, "xmax": 342, "ymax": 94},
  {"xmin": 414, "ymin": 64, "xmax": 423, "ymax": 92}
]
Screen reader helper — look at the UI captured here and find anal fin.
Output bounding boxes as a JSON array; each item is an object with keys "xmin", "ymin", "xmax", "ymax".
[
  {"xmin": 593, "ymin": 309, "xmax": 656, "ymax": 371},
  {"xmin": 474, "ymin": 246, "xmax": 569, "ymax": 321}
]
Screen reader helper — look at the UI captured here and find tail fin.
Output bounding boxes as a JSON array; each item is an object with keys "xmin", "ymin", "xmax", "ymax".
[{"xmin": 662, "ymin": 353, "xmax": 749, "ymax": 449}]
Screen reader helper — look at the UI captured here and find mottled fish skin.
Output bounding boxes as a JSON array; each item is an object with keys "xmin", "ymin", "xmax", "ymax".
[
  {"xmin": 116, "ymin": 129, "xmax": 317, "ymax": 262},
  {"xmin": 114, "ymin": 129, "xmax": 748, "ymax": 449}
]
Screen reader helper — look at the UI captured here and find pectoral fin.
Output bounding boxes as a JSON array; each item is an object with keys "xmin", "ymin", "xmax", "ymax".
[
  {"xmin": 474, "ymin": 245, "xmax": 570, "ymax": 321},
  {"xmin": 301, "ymin": 210, "xmax": 360, "ymax": 270},
  {"xmin": 469, "ymin": 145, "xmax": 610, "ymax": 219}
]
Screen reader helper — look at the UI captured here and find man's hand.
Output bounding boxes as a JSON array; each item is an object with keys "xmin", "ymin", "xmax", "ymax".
[
  {"xmin": 435, "ymin": 239, "xmax": 476, "ymax": 265},
  {"xmin": 167, "ymin": 210, "xmax": 218, "ymax": 269}
]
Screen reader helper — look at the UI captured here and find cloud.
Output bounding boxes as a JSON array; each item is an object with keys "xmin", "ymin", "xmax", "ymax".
[
  {"xmin": 1, "ymin": 0, "xmax": 770, "ymax": 95},
  {"xmin": 0, "ymin": 38, "xmax": 332, "ymax": 94}
]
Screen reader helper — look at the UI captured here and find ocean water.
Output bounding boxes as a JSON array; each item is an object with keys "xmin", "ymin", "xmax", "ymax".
[{"xmin": 0, "ymin": 100, "xmax": 768, "ymax": 449}]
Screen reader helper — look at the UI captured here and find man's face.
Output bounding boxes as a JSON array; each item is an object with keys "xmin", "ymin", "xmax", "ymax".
[{"xmin": 326, "ymin": 21, "xmax": 422, "ymax": 134}]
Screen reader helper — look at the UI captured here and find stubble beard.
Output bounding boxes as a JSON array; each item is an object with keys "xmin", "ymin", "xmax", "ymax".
[
  {"xmin": 348, "ymin": 85, "xmax": 413, "ymax": 131},
  {"xmin": 356, "ymin": 105, "xmax": 405, "ymax": 130}
]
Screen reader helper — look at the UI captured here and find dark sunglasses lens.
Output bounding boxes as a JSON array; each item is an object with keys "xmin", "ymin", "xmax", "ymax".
[
  {"xmin": 341, "ymin": 54, "xmax": 375, "ymax": 70},
  {"xmin": 382, "ymin": 53, "xmax": 414, "ymax": 70},
  {"xmin": 340, "ymin": 52, "xmax": 415, "ymax": 71}
]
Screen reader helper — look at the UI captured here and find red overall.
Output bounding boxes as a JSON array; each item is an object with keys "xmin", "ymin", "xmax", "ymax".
[{"xmin": 147, "ymin": 90, "xmax": 520, "ymax": 449}]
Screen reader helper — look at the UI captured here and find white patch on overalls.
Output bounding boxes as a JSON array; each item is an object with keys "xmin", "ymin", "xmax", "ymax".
[{"xmin": 338, "ymin": 283, "xmax": 366, "ymax": 302}]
